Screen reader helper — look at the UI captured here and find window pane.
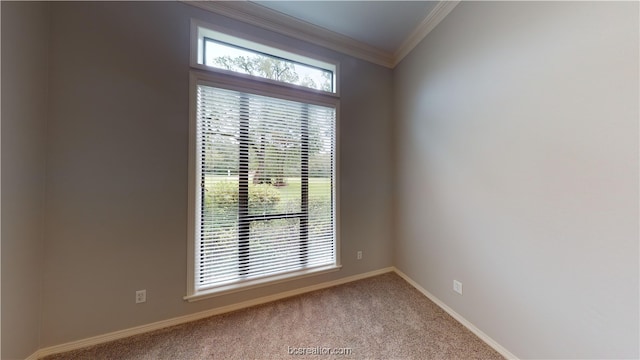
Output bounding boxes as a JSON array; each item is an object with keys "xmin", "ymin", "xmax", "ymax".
[
  {"xmin": 247, "ymin": 97, "xmax": 302, "ymax": 216},
  {"xmin": 198, "ymin": 85, "xmax": 242, "ymax": 289},
  {"xmin": 203, "ymin": 38, "xmax": 333, "ymax": 92},
  {"xmin": 199, "ymin": 219, "xmax": 238, "ymax": 287},
  {"xmin": 308, "ymin": 106, "xmax": 335, "ymax": 266},
  {"xmin": 248, "ymin": 218, "xmax": 301, "ymax": 277}
]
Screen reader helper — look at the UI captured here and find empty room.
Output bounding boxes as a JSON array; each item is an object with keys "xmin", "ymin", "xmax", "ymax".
[{"xmin": 2, "ymin": 1, "xmax": 638, "ymax": 359}]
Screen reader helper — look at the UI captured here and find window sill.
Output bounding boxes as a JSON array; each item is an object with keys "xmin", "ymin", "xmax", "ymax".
[{"xmin": 184, "ymin": 264, "xmax": 342, "ymax": 302}]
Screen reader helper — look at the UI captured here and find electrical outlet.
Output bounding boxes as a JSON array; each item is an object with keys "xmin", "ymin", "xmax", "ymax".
[
  {"xmin": 453, "ymin": 280, "xmax": 463, "ymax": 295},
  {"xmin": 135, "ymin": 289, "xmax": 146, "ymax": 304},
  {"xmin": 357, "ymin": 251, "xmax": 362, "ymax": 260}
]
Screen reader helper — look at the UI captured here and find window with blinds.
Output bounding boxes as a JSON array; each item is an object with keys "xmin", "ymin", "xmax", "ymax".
[
  {"xmin": 189, "ymin": 79, "xmax": 338, "ymax": 296},
  {"xmin": 188, "ymin": 20, "xmax": 340, "ymax": 299}
]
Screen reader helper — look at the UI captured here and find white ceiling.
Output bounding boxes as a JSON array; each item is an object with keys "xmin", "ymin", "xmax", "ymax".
[
  {"xmin": 187, "ymin": 1, "xmax": 459, "ymax": 67},
  {"xmin": 252, "ymin": 1, "xmax": 439, "ymax": 54}
]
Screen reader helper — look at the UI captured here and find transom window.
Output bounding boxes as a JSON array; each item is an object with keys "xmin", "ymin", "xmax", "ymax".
[
  {"xmin": 193, "ymin": 21, "xmax": 337, "ymax": 93},
  {"xmin": 187, "ymin": 20, "xmax": 340, "ymax": 300}
]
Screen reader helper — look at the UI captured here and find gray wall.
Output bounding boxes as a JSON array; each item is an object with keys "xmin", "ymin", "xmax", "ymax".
[
  {"xmin": 393, "ymin": 2, "xmax": 639, "ymax": 358},
  {"xmin": 40, "ymin": 1, "xmax": 393, "ymax": 347},
  {"xmin": 1, "ymin": 2, "xmax": 50, "ymax": 359},
  {"xmin": 5, "ymin": 1, "xmax": 636, "ymax": 357}
]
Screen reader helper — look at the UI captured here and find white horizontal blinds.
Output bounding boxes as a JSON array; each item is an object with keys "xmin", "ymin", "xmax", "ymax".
[
  {"xmin": 306, "ymin": 105, "xmax": 335, "ymax": 265},
  {"xmin": 197, "ymin": 86, "xmax": 241, "ymax": 287},
  {"xmin": 196, "ymin": 83, "xmax": 335, "ymax": 291}
]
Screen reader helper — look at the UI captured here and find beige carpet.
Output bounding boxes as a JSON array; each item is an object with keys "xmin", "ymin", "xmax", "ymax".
[{"xmin": 43, "ymin": 272, "xmax": 503, "ymax": 359}]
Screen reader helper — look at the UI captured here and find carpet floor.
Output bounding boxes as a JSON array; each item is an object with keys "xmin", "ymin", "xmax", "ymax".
[{"xmin": 43, "ymin": 272, "xmax": 503, "ymax": 360}]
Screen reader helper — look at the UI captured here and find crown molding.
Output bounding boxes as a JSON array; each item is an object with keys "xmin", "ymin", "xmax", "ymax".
[
  {"xmin": 184, "ymin": 0, "xmax": 394, "ymax": 68},
  {"xmin": 182, "ymin": 1, "xmax": 459, "ymax": 69},
  {"xmin": 393, "ymin": 1, "xmax": 460, "ymax": 67}
]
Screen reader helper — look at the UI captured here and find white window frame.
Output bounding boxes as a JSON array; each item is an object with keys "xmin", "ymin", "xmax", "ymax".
[
  {"xmin": 190, "ymin": 19, "xmax": 340, "ymax": 96},
  {"xmin": 186, "ymin": 21, "xmax": 341, "ymax": 302}
]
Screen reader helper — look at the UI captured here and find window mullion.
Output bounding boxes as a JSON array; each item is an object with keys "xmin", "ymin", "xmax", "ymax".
[
  {"xmin": 300, "ymin": 104, "xmax": 309, "ymax": 266},
  {"xmin": 238, "ymin": 93, "xmax": 250, "ymax": 277}
]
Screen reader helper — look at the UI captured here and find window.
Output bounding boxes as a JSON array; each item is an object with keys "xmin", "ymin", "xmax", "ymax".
[
  {"xmin": 193, "ymin": 21, "xmax": 338, "ymax": 93},
  {"xmin": 187, "ymin": 20, "xmax": 340, "ymax": 300}
]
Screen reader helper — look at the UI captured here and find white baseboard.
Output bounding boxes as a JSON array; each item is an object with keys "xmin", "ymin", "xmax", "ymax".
[
  {"xmin": 35, "ymin": 267, "xmax": 394, "ymax": 358},
  {"xmin": 392, "ymin": 267, "xmax": 518, "ymax": 360},
  {"xmin": 33, "ymin": 266, "xmax": 515, "ymax": 359}
]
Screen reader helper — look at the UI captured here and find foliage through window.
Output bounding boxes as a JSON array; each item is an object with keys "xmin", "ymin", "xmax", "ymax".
[
  {"xmin": 203, "ymin": 38, "xmax": 334, "ymax": 92},
  {"xmin": 195, "ymin": 23, "xmax": 337, "ymax": 93}
]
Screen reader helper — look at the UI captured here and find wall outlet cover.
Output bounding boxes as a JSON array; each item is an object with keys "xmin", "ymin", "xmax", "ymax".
[{"xmin": 453, "ymin": 280, "xmax": 463, "ymax": 295}]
